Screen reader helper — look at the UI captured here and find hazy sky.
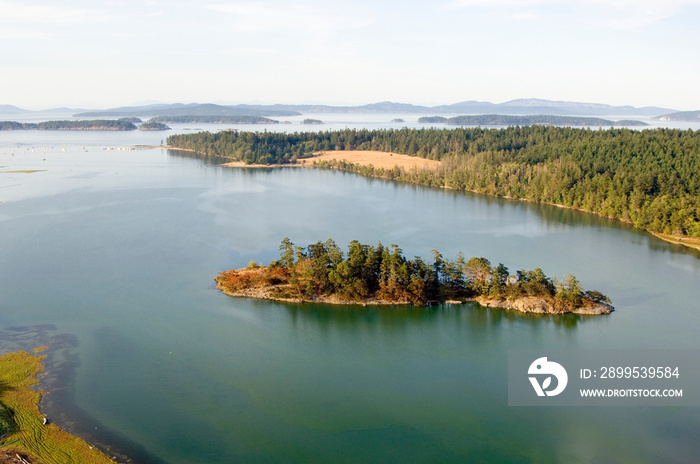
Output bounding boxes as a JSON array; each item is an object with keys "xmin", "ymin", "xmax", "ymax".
[{"xmin": 3, "ymin": 0, "xmax": 699, "ymax": 110}]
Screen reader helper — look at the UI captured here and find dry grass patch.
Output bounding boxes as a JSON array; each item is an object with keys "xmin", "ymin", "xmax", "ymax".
[{"xmin": 300, "ymin": 150, "xmax": 441, "ymax": 170}]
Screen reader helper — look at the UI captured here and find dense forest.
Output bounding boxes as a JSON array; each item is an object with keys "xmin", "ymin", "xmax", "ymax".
[
  {"xmin": 417, "ymin": 115, "xmax": 646, "ymax": 126},
  {"xmin": 217, "ymin": 238, "xmax": 610, "ymax": 309},
  {"xmin": 167, "ymin": 126, "xmax": 700, "ymax": 238},
  {"xmin": 0, "ymin": 120, "xmax": 137, "ymax": 130},
  {"xmin": 444, "ymin": 115, "xmax": 648, "ymax": 126},
  {"xmin": 149, "ymin": 115, "xmax": 278, "ymax": 124}
]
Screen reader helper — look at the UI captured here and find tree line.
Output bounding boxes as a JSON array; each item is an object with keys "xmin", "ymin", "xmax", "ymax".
[{"xmin": 167, "ymin": 126, "xmax": 700, "ymax": 238}]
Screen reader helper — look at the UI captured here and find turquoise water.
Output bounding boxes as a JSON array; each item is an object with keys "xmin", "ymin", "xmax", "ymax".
[{"xmin": 1, "ymin": 132, "xmax": 699, "ymax": 463}]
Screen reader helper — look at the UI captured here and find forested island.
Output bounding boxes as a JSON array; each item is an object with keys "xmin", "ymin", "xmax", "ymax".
[
  {"xmin": 216, "ymin": 239, "xmax": 612, "ymax": 314},
  {"xmin": 148, "ymin": 115, "xmax": 279, "ymax": 124},
  {"xmin": 444, "ymin": 114, "xmax": 648, "ymax": 126},
  {"xmin": 652, "ymin": 110, "xmax": 700, "ymax": 122},
  {"xmin": 418, "ymin": 115, "xmax": 647, "ymax": 126},
  {"xmin": 137, "ymin": 121, "xmax": 170, "ymax": 131},
  {"xmin": 0, "ymin": 119, "xmax": 137, "ymax": 131},
  {"xmin": 167, "ymin": 126, "xmax": 700, "ymax": 240},
  {"xmin": 418, "ymin": 116, "xmax": 448, "ymax": 123}
]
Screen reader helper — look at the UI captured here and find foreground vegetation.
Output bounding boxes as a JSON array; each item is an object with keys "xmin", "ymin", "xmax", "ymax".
[
  {"xmin": 168, "ymin": 126, "xmax": 700, "ymax": 239},
  {"xmin": 0, "ymin": 351, "xmax": 114, "ymax": 464},
  {"xmin": 216, "ymin": 239, "xmax": 612, "ymax": 314}
]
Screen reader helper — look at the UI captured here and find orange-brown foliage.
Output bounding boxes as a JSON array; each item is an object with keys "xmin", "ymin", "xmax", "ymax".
[{"xmin": 217, "ymin": 266, "xmax": 290, "ymax": 291}]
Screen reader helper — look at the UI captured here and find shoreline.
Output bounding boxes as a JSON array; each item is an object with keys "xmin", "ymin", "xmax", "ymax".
[
  {"xmin": 0, "ymin": 350, "xmax": 117, "ymax": 464},
  {"xmin": 215, "ymin": 268, "xmax": 613, "ymax": 316},
  {"xmin": 0, "ymin": 325, "xmax": 166, "ymax": 464},
  {"xmin": 165, "ymin": 146, "xmax": 700, "ymax": 253}
]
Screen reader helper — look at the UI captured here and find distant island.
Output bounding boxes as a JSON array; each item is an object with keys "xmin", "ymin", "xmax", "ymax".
[
  {"xmin": 75, "ymin": 103, "xmax": 300, "ymax": 118},
  {"xmin": 216, "ymin": 238, "xmax": 613, "ymax": 315},
  {"xmin": 118, "ymin": 117, "xmax": 143, "ymax": 123},
  {"xmin": 148, "ymin": 115, "xmax": 279, "ymax": 124},
  {"xmin": 0, "ymin": 119, "xmax": 136, "ymax": 131},
  {"xmin": 418, "ymin": 116, "xmax": 448, "ymax": 123},
  {"xmin": 302, "ymin": 118, "xmax": 323, "ymax": 125},
  {"xmin": 652, "ymin": 110, "xmax": 700, "ymax": 122},
  {"xmin": 419, "ymin": 114, "xmax": 648, "ymax": 127},
  {"xmin": 138, "ymin": 121, "xmax": 170, "ymax": 131}
]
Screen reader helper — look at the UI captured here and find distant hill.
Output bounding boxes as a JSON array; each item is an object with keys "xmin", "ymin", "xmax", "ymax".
[
  {"xmin": 652, "ymin": 110, "xmax": 700, "ymax": 122},
  {"xmin": 431, "ymin": 99, "xmax": 673, "ymax": 117},
  {"xmin": 0, "ymin": 104, "xmax": 29, "ymax": 114},
  {"xmin": 148, "ymin": 115, "xmax": 279, "ymax": 124},
  {"xmin": 76, "ymin": 103, "xmax": 300, "ymax": 118},
  {"xmin": 1, "ymin": 99, "xmax": 680, "ymax": 118},
  {"xmin": 443, "ymin": 114, "xmax": 648, "ymax": 127}
]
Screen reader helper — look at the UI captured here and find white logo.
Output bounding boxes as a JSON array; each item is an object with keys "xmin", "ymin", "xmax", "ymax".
[{"xmin": 528, "ymin": 357, "xmax": 568, "ymax": 397}]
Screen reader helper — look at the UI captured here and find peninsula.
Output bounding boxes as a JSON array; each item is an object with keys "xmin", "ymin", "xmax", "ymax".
[{"xmin": 216, "ymin": 239, "xmax": 613, "ymax": 315}]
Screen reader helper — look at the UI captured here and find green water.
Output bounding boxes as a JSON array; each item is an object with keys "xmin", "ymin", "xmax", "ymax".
[{"xmin": 1, "ymin": 143, "xmax": 699, "ymax": 463}]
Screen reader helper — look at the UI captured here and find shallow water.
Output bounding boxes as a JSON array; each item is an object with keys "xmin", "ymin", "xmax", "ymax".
[{"xmin": 1, "ymin": 127, "xmax": 699, "ymax": 463}]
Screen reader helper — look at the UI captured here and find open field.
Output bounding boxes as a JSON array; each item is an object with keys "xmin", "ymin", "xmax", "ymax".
[{"xmin": 300, "ymin": 150, "xmax": 441, "ymax": 170}]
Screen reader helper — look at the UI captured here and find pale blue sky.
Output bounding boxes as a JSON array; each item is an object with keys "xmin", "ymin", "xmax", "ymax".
[{"xmin": 2, "ymin": 0, "xmax": 699, "ymax": 110}]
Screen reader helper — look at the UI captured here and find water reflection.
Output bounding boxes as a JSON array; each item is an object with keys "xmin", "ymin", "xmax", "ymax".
[{"xmin": 251, "ymin": 300, "xmax": 592, "ymax": 335}]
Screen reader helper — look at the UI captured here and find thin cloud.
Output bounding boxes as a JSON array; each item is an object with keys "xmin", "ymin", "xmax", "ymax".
[
  {"xmin": 584, "ymin": 0, "xmax": 700, "ymax": 28},
  {"xmin": 444, "ymin": 0, "xmax": 700, "ymax": 28},
  {"xmin": 0, "ymin": 1, "xmax": 96, "ymax": 24},
  {"xmin": 205, "ymin": 2, "xmax": 374, "ymax": 37},
  {"xmin": 0, "ymin": 27, "xmax": 49, "ymax": 39}
]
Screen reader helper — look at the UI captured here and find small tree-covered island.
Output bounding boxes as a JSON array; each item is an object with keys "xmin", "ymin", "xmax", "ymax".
[{"xmin": 216, "ymin": 239, "xmax": 613, "ymax": 315}]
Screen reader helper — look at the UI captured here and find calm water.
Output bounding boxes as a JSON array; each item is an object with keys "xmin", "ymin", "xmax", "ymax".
[{"xmin": 1, "ymin": 123, "xmax": 700, "ymax": 463}]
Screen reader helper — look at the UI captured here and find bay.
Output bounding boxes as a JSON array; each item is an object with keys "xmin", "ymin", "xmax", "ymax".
[{"xmin": 0, "ymin": 120, "xmax": 699, "ymax": 463}]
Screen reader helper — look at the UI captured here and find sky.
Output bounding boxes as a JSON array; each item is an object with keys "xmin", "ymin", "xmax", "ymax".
[{"xmin": 2, "ymin": 0, "xmax": 700, "ymax": 110}]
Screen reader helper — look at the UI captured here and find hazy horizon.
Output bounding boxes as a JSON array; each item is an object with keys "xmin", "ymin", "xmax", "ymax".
[
  {"xmin": 3, "ymin": 1, "xmax": 700, "ymax": 111},
  {"xmin": 0, "ymin": 97, "xmax": 683, "ymax": 114}
]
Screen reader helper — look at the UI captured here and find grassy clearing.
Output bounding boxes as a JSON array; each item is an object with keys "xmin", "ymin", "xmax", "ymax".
[
  {"xmin": 651, "ymin": 232, "xmax": 700, "ymax": 252},
  {"xmin": 0, "ymin": 351, "xmax": 115, "ymax": 464}
]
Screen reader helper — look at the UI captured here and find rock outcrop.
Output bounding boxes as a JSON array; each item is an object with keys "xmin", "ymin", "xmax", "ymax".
[{"xmin": 477, "ymin": 296, "xmax": 613, "ymax": 315}]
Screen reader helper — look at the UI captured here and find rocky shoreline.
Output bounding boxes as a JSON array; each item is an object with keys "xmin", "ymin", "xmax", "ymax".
[
  {"xmin": 216, "ymin": 273, "xmax": 613, "ymax": 315},
  {"xmin": 476, "ymin": 296, "xmax": 613, "ymax": 315}
]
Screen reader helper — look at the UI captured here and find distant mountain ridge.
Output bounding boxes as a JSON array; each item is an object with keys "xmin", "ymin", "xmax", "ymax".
[
  {"xmin": 75, "ymin": 103, "xmax": 301, "ymax": 118},
  {"xmin": 0, "ymin": 99, "xmax": 683, "ymax": 118},
  {"xmin": 226, "ymin": 99, "xmax": 675, "ymax": 116}
]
